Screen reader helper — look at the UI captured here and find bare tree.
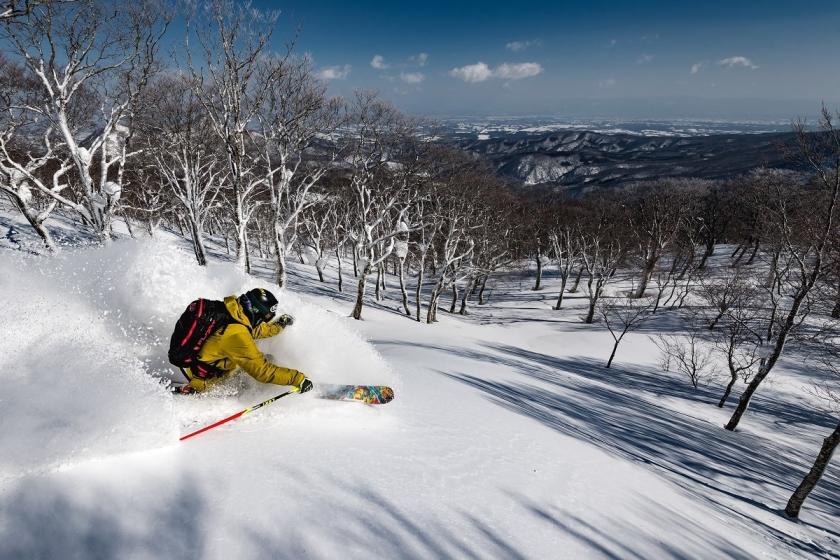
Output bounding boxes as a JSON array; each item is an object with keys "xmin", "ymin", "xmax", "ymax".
[
  {"xmin": 256, "ymin": 54, "xmax": 344, "ymax": 287},
  {"xmin": 394, "ymin": 217, "xmax": 412, "ymax": 315},
  {"xmin": 653, "ymin": 322, "xmax": 716, "ymax": 389},
  {"xmin": 411, "ymin": 190, "xmax": 437, "ymax": 321},
  {"xmin": 699, "ymin": 270, "xmax": 751, "ymax": 330},
  {"xmin": 725, "ymin": 116, "xmax": 840, "ymax": 431},
  {"xmin": 548, "ymin": 203, "xmax": 583, "ymax": 310},
  {"xmin": 141, "ymin": 74, "xmax": 222, "ymax": 265},
  {"xmin": 579, "ymin": 196, "xmax": 625, "ymax": 324},
  {"xmin": 3, "ymin": 0, "xmax": 168, "ymax": 242},
  {"xmin": 120, "ymin": 163, "xmax": 167, "ymax": 237},
  {"xmin": 649, "ymin": 219, "xmax": 701, "ymax": 313},
  {"xmin": 423, "ymin": 177, "xmax": 480, "ymax": 324},
  {"xmin": 625, "ymin": 182, "xmax": 687, "ymax": 298},
  {"xmin": 521, "ymin": 200, "xmax": 550, "ymax": 291},
  {"xmin": 0, "ymin": 164, "xmax": 62, "ymax": 250},
  {"xmin": 784, "ymin": 338, "xmax": 840, "ymax": 518},
  {"xmin": 699, "ymin": 271, "xmax": 765, "ymax": 407},
  {"xmin": 0, "ymin": 54, "xmax": 66, "ymax": 250},
  {"xmin": 460, "ymin": 186, "xmax": 516, "ymax": 315},
  {"xmin": 344, "ymin": 92, "xmax": 418, "ymax": 320},
  {"xmin": 696, "ymin": 183, "xmax": 729, "ymax": 269},
  {"xmin": 300, "ymin": 194, "xmax": 339, "ymax": 283},
  {"xmin": 187, "ymin": 0, "xmax": 282, "ymax": 269},
  {"xmin": 600, "ymin": 293, "xmax": 653, "ymax": 368},
  {"xmin": 328, "ymin": 185, "xmax": 357, "ymax": 293},
  {"xmin": 712, "ymin": 306, "xmax": 763, "ymax": 408},
  {"xmin": 1, "ymin": 0, "xmax": 66, "ymax": 20},
  {"xmin": 785, "ymin": 417, "xmax": 840, "ymax": 518},
  {"xmin": 651, "ymin": 252, "xmax": 684, "ymax": 313}
]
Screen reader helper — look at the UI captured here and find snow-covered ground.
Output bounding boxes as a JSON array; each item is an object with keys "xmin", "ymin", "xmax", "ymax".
[{"xmin": 1, "ymin": 210, "xmax": 838, "ymax": 559}]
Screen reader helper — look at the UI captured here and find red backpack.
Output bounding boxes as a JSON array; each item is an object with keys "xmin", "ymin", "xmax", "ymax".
[{"xmin": 168, "ymin": 298, "xmax": 242, "ymax": 379}]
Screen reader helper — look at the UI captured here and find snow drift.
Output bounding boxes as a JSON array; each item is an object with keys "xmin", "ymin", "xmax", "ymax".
[{"xmin": 0, "ymin": 238, "xmax": 394, "ymax": 479}]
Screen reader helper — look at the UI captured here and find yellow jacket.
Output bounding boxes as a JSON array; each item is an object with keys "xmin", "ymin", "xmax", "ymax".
[{"xmin": 184, "ymin": 296, "xmax": 305, "ymax": 392}]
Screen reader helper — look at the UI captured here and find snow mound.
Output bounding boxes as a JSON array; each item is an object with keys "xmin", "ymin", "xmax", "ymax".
[{"xmin": 0, "ymin": 238, "xmax": 394, "ymax": 477}]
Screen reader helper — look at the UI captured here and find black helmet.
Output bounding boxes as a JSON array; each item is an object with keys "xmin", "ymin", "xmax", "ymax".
[{"xmin": 240, "ymin": 288, "xmax": 278, "ymax": 326}]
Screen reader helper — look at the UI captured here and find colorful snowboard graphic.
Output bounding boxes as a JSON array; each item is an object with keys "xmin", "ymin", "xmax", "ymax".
[{"xmin": 315, "ymin": 383, "xmax": 395, "ymax": 404}]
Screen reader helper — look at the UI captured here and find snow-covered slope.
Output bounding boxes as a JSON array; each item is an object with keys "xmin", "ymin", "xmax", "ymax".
[{"xmin": 0, "ymin": 216, "xmax": 837, "ymax": 558}]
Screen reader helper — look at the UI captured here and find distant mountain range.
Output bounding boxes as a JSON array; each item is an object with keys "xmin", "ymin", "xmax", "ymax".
[
  {"xmin": 433, "ymin": 118, "xmax": 802, "ymax": 194},
  {"xmin": 455, "ymin": 130, "xmax": 801, "ymax": 193}
]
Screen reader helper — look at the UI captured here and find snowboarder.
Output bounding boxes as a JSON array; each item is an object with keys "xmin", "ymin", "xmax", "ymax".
[{"xmin": 170, "ymin": 288, "xmax": 314, "ymax": 395}]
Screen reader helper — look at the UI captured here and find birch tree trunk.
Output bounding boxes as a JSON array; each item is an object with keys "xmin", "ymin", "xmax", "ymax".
[
  {"xmin": 398, "ymin": 257, "xmax": 411, "ymax": 316},
  {"xmin": 189, "ymin": 217, "xmax": 208, "ymax": 266},
  {"xmin": 336, "ymin": 246, "xmax": 344, "ymax": 292},
  {"xmin": 427, "ymin": 284, "xmax": 442, "ymax": 324},
  {"xmin": 274, "ymin": 224, "xmax": 289, "ymax": 288},
  {"xmin": 585, "ymin": 277, "xmax": 604, "ymax": 324},
  {"xmin": 831, "ymin": 276, "xmax": 840, "ymax": 319},
  {"xmin": 533, "ymin": 247, "xmax": 543, "ymax": 291},
  {"xmin": 554, "ymin": 272, "xmax": 569, "ymax": 310},
  {"xmin": 460, "ymin": 276, "xmax": 476, "ymax": 315},
  {"xmin": 415, "ymin": 255, "xmax": 426, "ymax": 321},
  {"xmin": 725, "ymin": 283, "xmax": 818, "ymax": 430},
  {"xmin": 478, "ymin": 275, "xmax": 489, "ymax": 305},
  {"xmin": 569, "ymin": 266, "xmax": 584, "ymax": 293},
  {"xmin": 233, "ymin": 186, "xmax": 248, "ymax": 269},
  {"xmin": 7, "ymin": 191, "xmax": 56, "ymax": 252},
  {"xmin": 351, "ymin": 268, "xmax": 369, "ymax": 320},
  {"xmin": 784, "ymin": 420, "xmax": 840, "ymax": 518},
  {"xmin": 636, "ymin": 257, "xmax": 656, "ymax": 298}
]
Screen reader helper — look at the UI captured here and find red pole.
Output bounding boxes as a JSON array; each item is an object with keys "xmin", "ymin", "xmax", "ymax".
[{"xmin": 180, "ymin": 388, "xmax": 298, "ymax": 442}]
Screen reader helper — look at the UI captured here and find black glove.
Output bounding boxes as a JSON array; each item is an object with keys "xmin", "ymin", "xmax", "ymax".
[
  {"xmin": 275, "ymin": 314, "xmax": 294, "ymax": 328},
  {"xmin": 298, "ymin": 377, "xmax": 314, "ymax": 393}
]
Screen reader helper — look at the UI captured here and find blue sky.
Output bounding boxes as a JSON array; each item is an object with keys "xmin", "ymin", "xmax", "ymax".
[{"xmin": 256, "ymin": 0, "xmax": 840, "ymax": 119}]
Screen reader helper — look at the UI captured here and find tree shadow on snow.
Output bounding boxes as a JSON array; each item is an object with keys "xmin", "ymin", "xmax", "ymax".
[
  {"xmin": 412, "ymin": 343, "xmax": 840, "ymax": 557},
  {"xmin": 516, "ymin": 494, "xmax": 760, "ymax": 560},
  {"xmin": 0, "ymin": 475, "xmax": 208, "ymax": 559},
  {"xmin": 228, "ymin": 467, "xmax": 766, "ymax": 560},
  {"xmin": 229, "ymin": 467, "xmax": 530, "ymax": 560}
]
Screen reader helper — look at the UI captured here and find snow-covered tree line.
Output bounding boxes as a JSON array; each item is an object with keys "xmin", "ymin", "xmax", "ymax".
[
  {"xmin": 0, "ymin": 0, "xmax": 520, "ymax": 321},
  {"xmin": 515, "ymin": 112, "xmax": 840, "ymax": 519},
  {"xmin": 0, "ymin": 0, "xmax": 167, "ymax": 247}
]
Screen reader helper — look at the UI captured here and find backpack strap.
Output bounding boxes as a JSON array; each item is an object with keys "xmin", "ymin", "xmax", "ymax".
[{"xmin": 179, "ymin": 298, "xmax": 205, "ymax": 349}]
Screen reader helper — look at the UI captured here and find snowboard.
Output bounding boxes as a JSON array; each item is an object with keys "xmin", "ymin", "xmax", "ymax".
[{"xmin": 314, "ymin": 383, "xmax": 395, "ymax": 405}]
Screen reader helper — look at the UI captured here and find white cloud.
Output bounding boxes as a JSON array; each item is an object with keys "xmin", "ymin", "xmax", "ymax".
[
  {"xmin": 598, "ymin": 78, "xmax": 616, "ymax": 88},
  {"xmin": 494, "ymin": 62, "xmax": 543, "ymax": 80},
  {"xmin": 690, "ymin": 62, "xmax": 704, "ymax": 75},
  {"xmin": 636, "ymin": 54, "xmax": 654, "ymax": 64},
  {"xmin": 400, "ymin": 71, "xmax": 425, "ymax": 84},
  {"xmin": 608, "ymin": 39, "xmax": 617, "ymax": 48},
  {"xmin": 506, "ymin": 39, "xmax": 541, "ymax": 52},
  {"xmin": 449, "ymin": 62, "xmax": 494, "ymax": 83},
  {"xmin": 317, "ymin": 64, "xmax": 351, "ymax": 80},
  {"xmin": 370, "ymin": 55, "xmax": 388, "ymax": 70},
  {"xmin": 718, "ymin": 56, "xmax": 758, "ymax": 69},
  {"xmin": 449, "ymin": 61, "xmax": 543, "ymax": 83},
  {"xmin": 415, "ymin": 52, "xmax": 428, "ymax": 66}
]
